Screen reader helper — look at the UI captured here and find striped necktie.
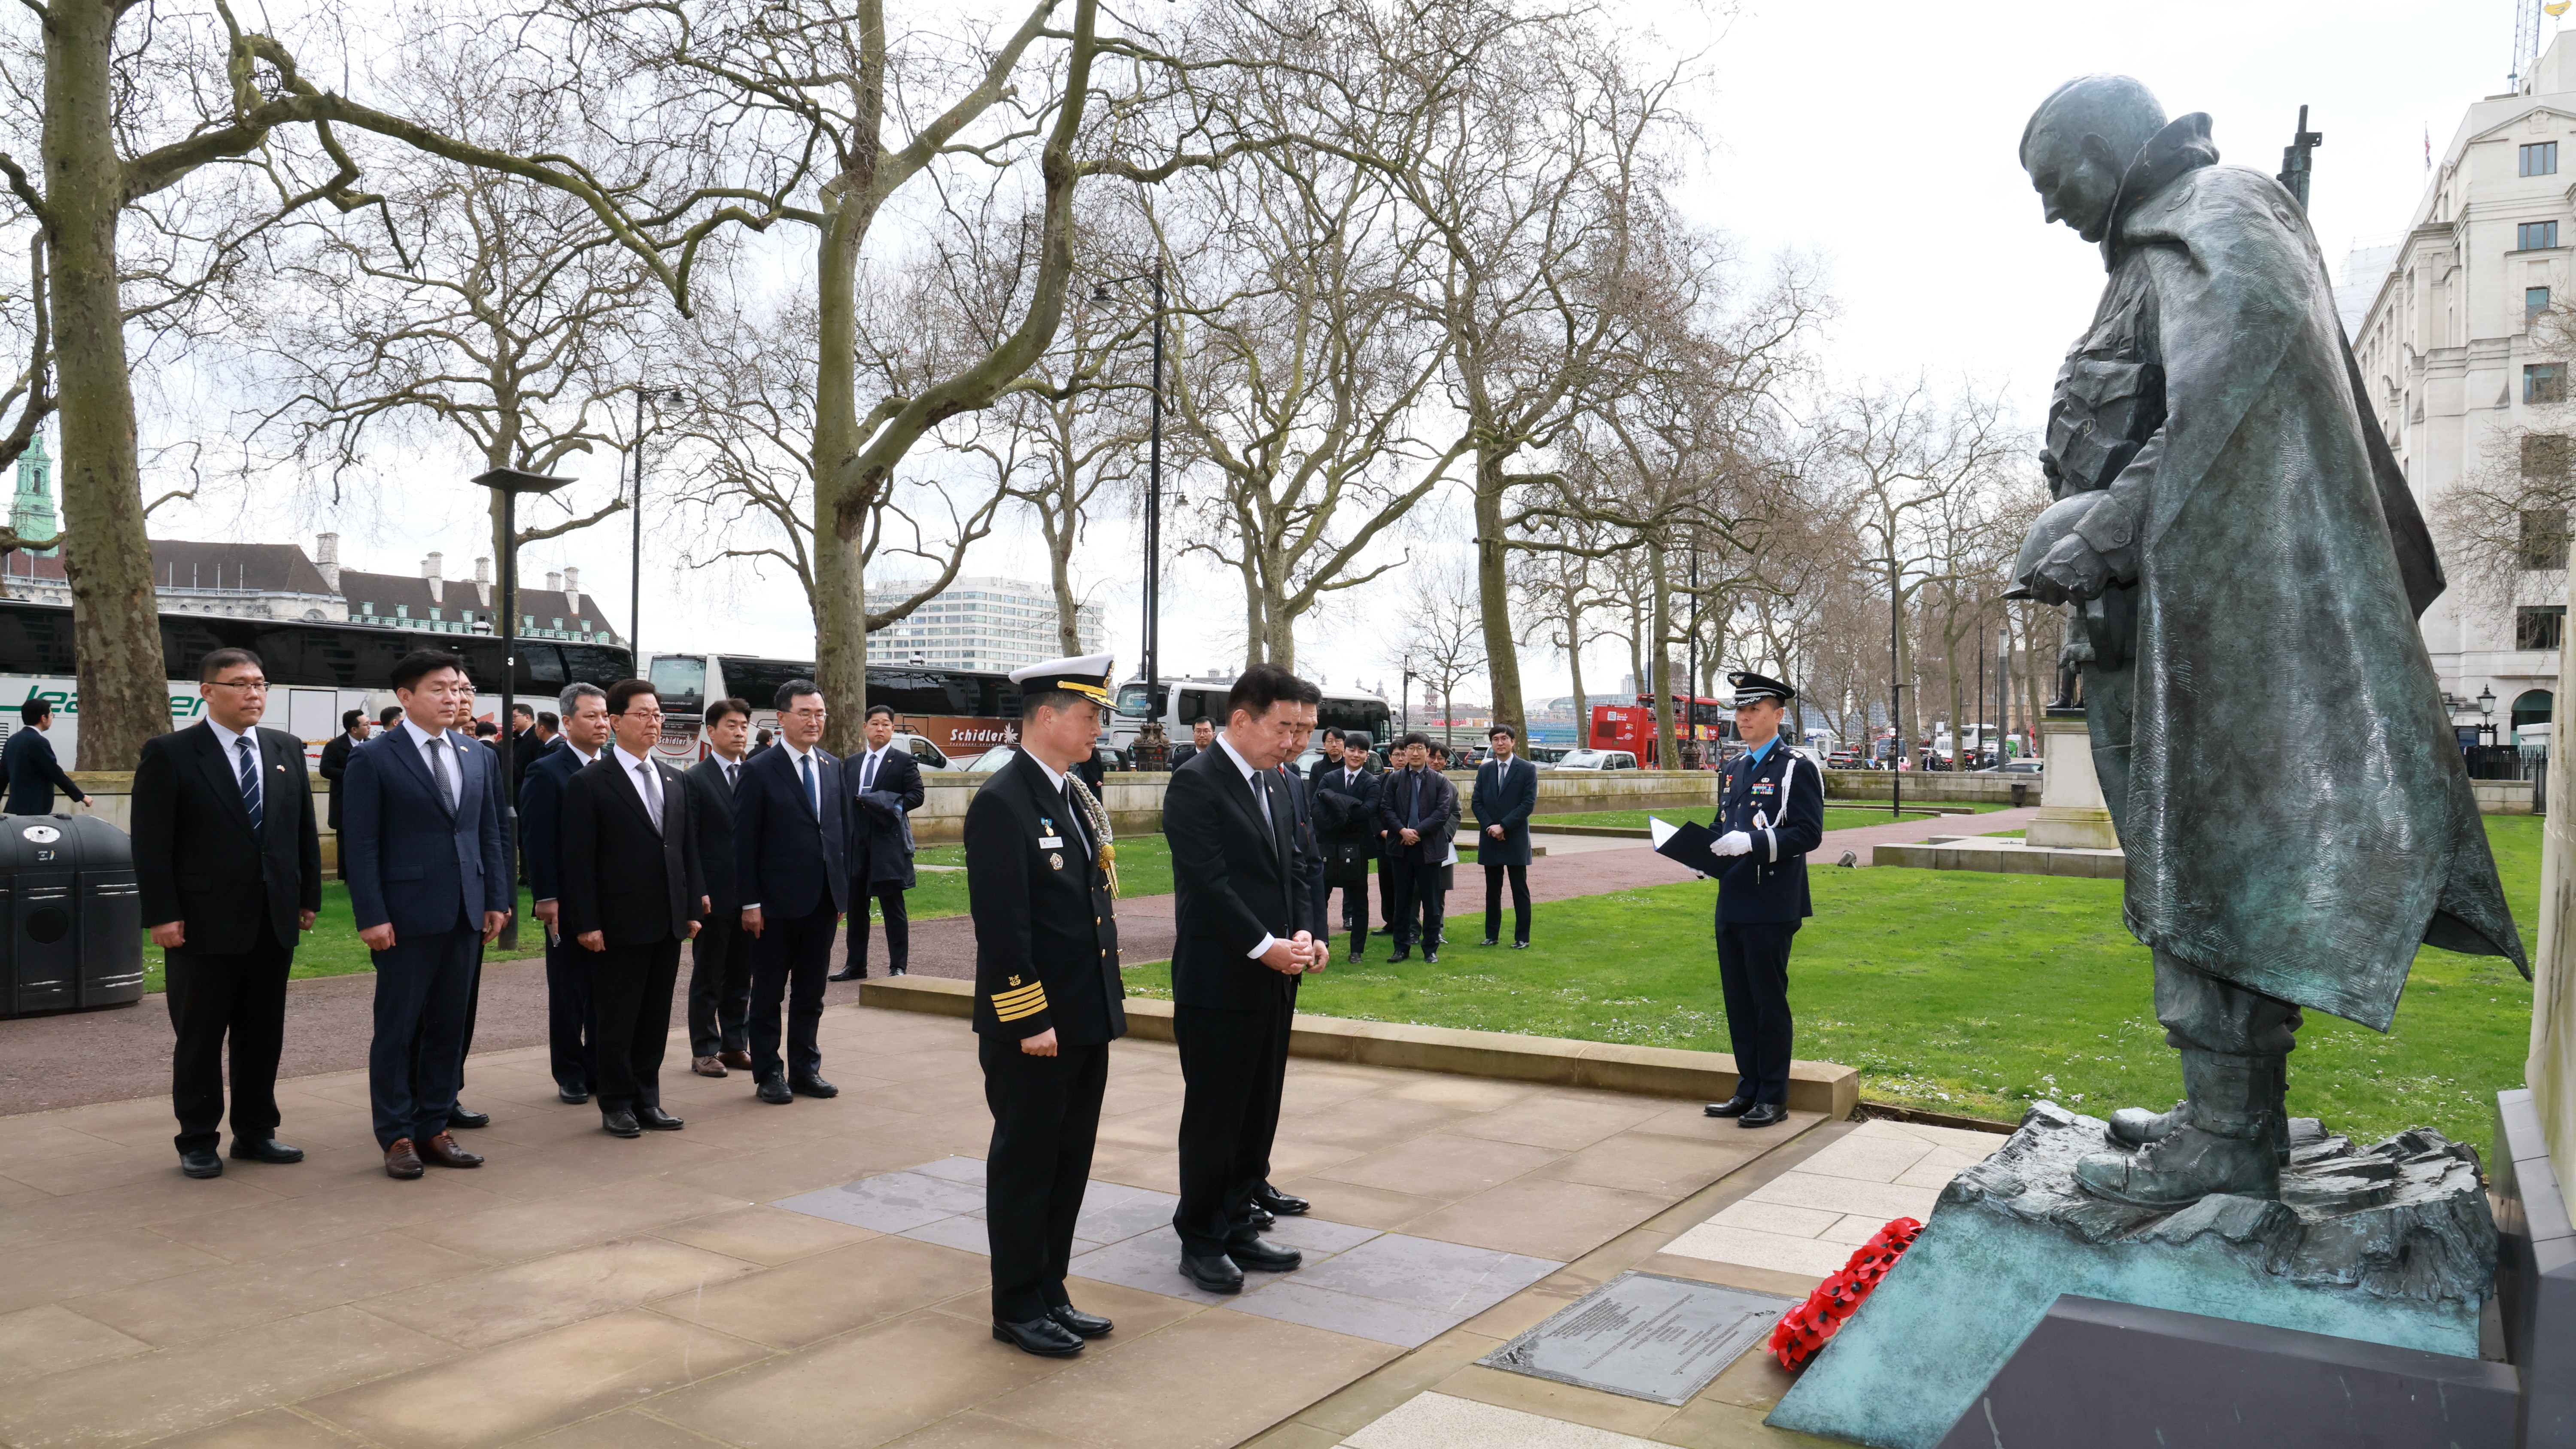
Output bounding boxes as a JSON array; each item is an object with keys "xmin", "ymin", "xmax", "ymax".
[{"xmin": 234, "ymin": 736, "xmax": 263, "ymax": 834}]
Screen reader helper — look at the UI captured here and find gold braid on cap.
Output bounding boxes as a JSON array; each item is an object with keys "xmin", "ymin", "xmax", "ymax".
[{"xmin": 1067, "ymin": 774, "xmax": 1117, "ymax": 896}]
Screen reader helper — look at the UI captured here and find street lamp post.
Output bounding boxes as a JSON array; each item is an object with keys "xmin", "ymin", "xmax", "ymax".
[
  {"xmin": 1094, "ymin": 265, "xmax": 1167, "ymax": 767},
  {"xmin": 474, "ymin": 467, "xmax": 574, "ymax": 951},
  {"xmin": 2481, "ymin": 685, "xmax": 2499, "ymax": 746},
  {"xmin": 627, "ymin": 387, "xmax": 684, "ymax": 666}
]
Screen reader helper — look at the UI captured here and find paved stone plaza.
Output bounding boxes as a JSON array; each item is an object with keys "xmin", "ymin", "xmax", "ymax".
[{"xmin": 0, "ymin": 999, "xmax": 2002, "ymax": 1447}]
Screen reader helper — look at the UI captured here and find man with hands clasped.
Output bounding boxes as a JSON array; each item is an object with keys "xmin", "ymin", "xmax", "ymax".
[
  {"xmin": 1163, "ymin": 664, "xmax": 1328, "ymax": 1295},
  {"xmin": 966, "ymin": 655, "xmax": 1129, "ymax": 1358},
  {"xmin": 1700, "ymin": 672, "xmax": 1824, "ymax": 1130}
]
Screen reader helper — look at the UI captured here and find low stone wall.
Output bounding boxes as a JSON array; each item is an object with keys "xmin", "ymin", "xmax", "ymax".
[{"xmin": 1822, "ymin": 770, "xmax": 2032, "ymax": 805}]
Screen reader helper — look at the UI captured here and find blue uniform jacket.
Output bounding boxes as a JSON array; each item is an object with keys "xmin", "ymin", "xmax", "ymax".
[{"xmin": 1714, "ymin": 741, "xmax": 1825, "ymax": 924}]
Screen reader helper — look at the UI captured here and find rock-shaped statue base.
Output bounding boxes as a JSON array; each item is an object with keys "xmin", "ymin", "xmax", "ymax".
[{"xmin": 1765, "ymin": 1103, "xmax": 2497, "ymax": 1449}]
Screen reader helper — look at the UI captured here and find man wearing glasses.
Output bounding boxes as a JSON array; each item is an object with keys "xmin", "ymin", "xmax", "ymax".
[
  {"xmin": 132, "ymin": 649, "xmax": 321, "ymax": 1179},
  {"xmin": 340, "ymin": 650, "xmax": 512, "ymax": 1179}
]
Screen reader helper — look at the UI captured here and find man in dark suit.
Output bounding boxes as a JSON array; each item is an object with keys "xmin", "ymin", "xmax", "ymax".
[
  {"xmin": 377, "ymin": 704, "xmax": 404, "ymax": 732},
  {"xmin": 318, "ymin": 709, "xmax": 371, "ymax": 847},
  {"xmin": 508, "ymin": 702, "xmax": 542, "ymax": 799},
  {"xmin": 342, "ymin": 649, "xmax": 511, "ymax": 1179},
  {"xmin": 1307, "ymin": 729, "xmax": 1347, "ymax": 786},
  {"xmin": 685, "ymin": 698, "xmax": 757, "ymax": 1077},
  {"xmin": 831, "ymin": 703, "xmax": 923, "ymax": 981},
  {"xmin": 134, "ymin": 647, "xmax": 322, "ymax": 1179},
  {"xmin": 1313, "ymin": 730, "xmax": 1380, "ymax": 964},
  {"xmin": 560, "ymin": 679, "xmax": 705, "ymax": 1137},
  {"xmin": 735, "ymin": 677, "xmax": 850, "ymax": 1104},
  {"xmin": 522, "ymin": 683, "xmax": 611, "ymax": 1103},
  {"xmin": 1167, "ymin": 716, "xmax": 1214, "ymax": 769},
  {"xmin": 1163, "ymin": 664, "xmax": 1324, "ymax": 1294},
  {"xmin": 1474, "ymin": 724, "xmax": 1540, "ymax": 948},
  {"xmin": 968, "ymin": 654, "xmax": 1128, "ymax": 1358},
  {"xmin": 1378, "ymin": 733, "xmax": 1459, "ymax": 963},
  {"xmin": 4, "ymin": 698, "xmax": 89, "ymax": 814}
]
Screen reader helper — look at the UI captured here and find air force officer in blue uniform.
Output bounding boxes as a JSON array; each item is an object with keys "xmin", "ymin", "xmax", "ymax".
[{"xmin": 1701, "ymin": 672, "xmax": 1823, "ymax": 1129}]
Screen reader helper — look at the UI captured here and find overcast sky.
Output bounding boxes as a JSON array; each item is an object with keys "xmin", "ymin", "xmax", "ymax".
[{"xmin": 130, "ymin": 0, "xmax": 2530, "ymax": 704}]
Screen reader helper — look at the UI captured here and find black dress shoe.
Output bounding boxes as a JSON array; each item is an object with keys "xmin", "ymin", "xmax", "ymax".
[
  {"xmin": 1704, "ymin": 1095, "xmax": 1755, "ymax": 1118},
  {"xmin": 827, "ymin": 966, "xmax": 866, "ymax": 982},
  {"xmin": 637, "ymin": 1106, "xmax": 685, "ymax": 1131},
  {"xmin": 1252, "ymin": 1185, "xmax": 1309, "ymax": 1215},
  {"xmin": 1227, "ymin": 1235, "xmax": 1303, "ymax": 1272},
  {"xmin": 601, "ymin": 1109, "xmax": 643, "ymax": 1138},
  {"xmin": 789, "ymin": 1073, "xmax": 839, "ymax": 1099},
  {"xmin": 559, "ymin": 1086, "xmax": 590, "ymax": 1105},
  {"xmin": 756, "ymin": 1076, "xmax": 794, "ymax": 1105},
  {"xmin": 1422, "ymin": 950, "xmax": 1439, "ymax": 963},
  {"xmin": 1047, "ymin": 1303, "xmax": 1113, "ymax": 1338},
  {"xmin": 179, "ymin": 1148, "xmax": 222, "ymax": 1179},
  {"xmin": 889, "ymin": 966, "xmax": 908, "ymax": 976},
  {"xmin": 230, "ymin": 1138, "xmax": 304, "ymax": 1164},
  {"xmin": 1248, "ymin": 1205, "xmax": 1275, "ymax": 1230},
  {"xmin": 1386, "ymin": 951, "xmax": 1410, "ymax": 963},
  {"xmin": 447, "ymin": 1104, "xmax": 490, "ymax": 1129},
  {"xmin": 1512, "ymin": 940, "xmax": 1530, "ymax": 950},
  {"xmin": 993, "ymin": 1315, "xmax": 1085, "ymax": 1357},
  {"xmin": 1180, "ymin": 1253, "xmax": 1244, "ymax": 1294},
  {"xmin": 1738, "ymin": 1102, "xmax": 1789, "ymax": 1129},
  {"xmin": 1482, "ymin": 937, "xmax": 1499, "ymax": 947}
]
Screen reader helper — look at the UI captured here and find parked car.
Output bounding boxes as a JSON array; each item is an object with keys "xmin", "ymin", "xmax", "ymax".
[
  {"xmin": 1552, "ymin": 748, "xmax": 1639, "ymax": 771},
  {"xmin": 2001, "ymin": 758, "xmax": 2043, "ymax": 775},
  {"xmin": 961, "ymin": 745, "xmax": 1018, "ymax": 772}
]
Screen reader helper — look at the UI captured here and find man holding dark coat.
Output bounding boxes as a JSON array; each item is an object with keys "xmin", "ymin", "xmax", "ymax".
[
  {"xmin": 1473, "ymin": 724, "xmax": 1538, "ymax": 948},
  {"xmin": 832, "ymin": 703, "xmax": 923, "ymax": 981},
  {"xmin": 559, "ymin": 679, "xmax": 704, "ymax": 1137},
  {"xmin": 134, "ymin": 647, "xmax": 321, "ymax": 1179}
]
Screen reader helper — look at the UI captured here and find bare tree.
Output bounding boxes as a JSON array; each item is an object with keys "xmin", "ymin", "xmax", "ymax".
[
  {"xmin": 1400, "ymin": 558, "xmax": 1487, "ymax": 751},
  {"xmin": 1510, "ymin": 541, "xmax": 1614, "ymax": 724}
]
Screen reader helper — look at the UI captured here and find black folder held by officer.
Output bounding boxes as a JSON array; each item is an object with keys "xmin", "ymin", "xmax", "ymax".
[
  {"xmin": 966, "ymin": 653, "xmax": 1128, "ymax": 1359},
  {"xmin": 1659, "ymin": 672, "xmax": 1824, "ymax": 1129}
]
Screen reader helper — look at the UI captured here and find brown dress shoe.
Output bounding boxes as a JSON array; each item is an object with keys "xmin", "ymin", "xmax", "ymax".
[
  {"xmin": 693, "ymin": 1055, "xmax": 728, "ymax": 1078},
  {"xmin": 417, "ymin": 1132, "xmax": 484, "ymax": 1169},
  {"xmin": 384, "ymin": 1139, "xmax": 425, "ymax": 1179},
  {"xmin": 720, "ymin": 1049, "xmax": 754, "ymax": 1071}
]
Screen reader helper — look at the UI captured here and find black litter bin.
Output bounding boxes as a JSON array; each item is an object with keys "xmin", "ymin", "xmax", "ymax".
[{"xmin": 0, "ymin": 813, "xmax": 143, "ymax": 1018}]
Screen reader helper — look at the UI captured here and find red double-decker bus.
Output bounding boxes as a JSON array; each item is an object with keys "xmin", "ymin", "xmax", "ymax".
[{"xmin": 1589, "ymin": 694, "xmax": 1734, "ymax": 768}]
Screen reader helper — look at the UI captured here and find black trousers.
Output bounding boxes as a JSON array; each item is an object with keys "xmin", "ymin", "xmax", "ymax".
[
  {"xmin": 687, "ymin": 914, "xmax": 755, "ymax": 1057},
  {"xmin": 1172, "ymin": 997, "xmax": 1292, "ymax": 1257},
  {"xmin": 544, "ymin": 933, "xmax": 597, "ymax": 1094},
  {"xmin": 849, "ymin": 884, "xmax": 909, "ymax": 973},
  {"xmin": 1376, "ymin": 856, "xmax": 1401, "ymax": 936},
  {"xmin": 368, "ymin": 922, "xmax": 478, "ymax": 1148},
  {"xmin": 1385, "ymin": 858, "xmax": 1443, "ymax": 951},
  {"xmin": 455, "ymin": 942, "xmax": 483, "ymax": 1099},
  {"xmin": 1324, "ymin": 878, "xmax": 1370, "ymax": 945},
  {"xmin": 1716, "ymin": 919, "xmax": 1798, "ymax": 1105},
  {"xmin": 750, "ymin": 899, "xmax": 839, "ymax": 1081},
  {"xmin": 165, "ymin": 920, "xmax": 292, "ymax": 1154},
  {"xmin": 590, "ymin": 937, "xmax": 684, "ymax": 1115},
  {"xmin": 1483, "ymin": 864, "xmax": 1531, "ymax": 945},
  {"xmin": 980, "ymin": 1034, "xmax": 1109, "ymax": 1320}
]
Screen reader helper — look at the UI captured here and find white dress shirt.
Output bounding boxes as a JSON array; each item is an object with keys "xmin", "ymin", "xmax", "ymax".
[
  {"xmin": 1215, "ymin": 735, "xmax": 1282, "ymax": 961},
  {"xmin": 744, "ymin": 740, "xmax": 824, "ymax": 913},
  {"xmin": 613, "ymin": 742, "xmax": 663, "ymax": 832},
  {"xmin": 398, "ymin": 717, "xmax": 466, "ymax": 812},
  {"xmin": 855, "ymin": 744, "xmax": 892, "ymax": 792}
]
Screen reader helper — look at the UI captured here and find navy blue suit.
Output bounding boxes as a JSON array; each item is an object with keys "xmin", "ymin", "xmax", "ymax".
[
  {"xmin": 846, "ymin": 744, "xmax": 923, "ymax": 976},
  {"xmin": 733, "ymin": 742, "xmax": 851, "ymax": 1082},
  {"xmin": 1711, "ymin": 741, "xmax": 1825, "ymax": 1106},
  {"xmin": 341, "ymin": 725, "xmax": 510, "ymax": 1148},
  {"xmin": 520, "ymin": 744, "xmax": 600, "ymax": 1095},
  {"xmin": 3, "ymin": 724, "xmax": 80, "ymax": 814},
  {"xmin": 1473, "ymin": 755, "xmax": 1538, "ymax": 945}
]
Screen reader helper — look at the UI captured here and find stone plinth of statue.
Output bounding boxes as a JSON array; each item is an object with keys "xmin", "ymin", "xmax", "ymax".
[
  {"xmin": 2024, "ymin": 709, "xmax": 2118, "ymax": 851},
  {"xmin": 1766, "ymin": 1103, "xmax": 2495, "ymax": 1449}
]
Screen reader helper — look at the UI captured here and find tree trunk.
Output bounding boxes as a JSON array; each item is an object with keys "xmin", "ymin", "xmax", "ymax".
[
  {"xmin": 1048, "ymin": 504, "xmax": 1080, "ymax": 655},
  {"xmin": 45, "ymin": 4, "xmax": 162, "ymax": 770},
  {"xmin": 1564, "ymin": 613, "xmax": 1586, "ymax": 731},
  {"xmin": 1648, "ymin": 539, "xmax": 1674, "ymax": 770},
  {"xmin": 809, "ymin": 196, "xmax": 869, "ymax": 755},
  {"xmin": 1262, "ymin": 573, "xmax": 1294, "ymax": 670},
  {"xmin": 1473, "ymin": 446, "xmax": 1522, "ymax": 736}
]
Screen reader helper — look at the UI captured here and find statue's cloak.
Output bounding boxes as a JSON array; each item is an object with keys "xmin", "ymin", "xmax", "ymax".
[{"xmin": 2077, "ymin": 116, "xmax": 2526, "ymax": 1030}]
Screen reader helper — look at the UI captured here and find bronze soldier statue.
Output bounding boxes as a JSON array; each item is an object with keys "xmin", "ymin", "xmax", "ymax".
[{"xmin": 2014, "ymin": 76, "xmax": 2528, "ymax": 1208}]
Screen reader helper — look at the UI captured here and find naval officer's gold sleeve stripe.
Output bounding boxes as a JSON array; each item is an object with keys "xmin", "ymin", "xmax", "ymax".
[
  {"xmin": 991, "ymin": 982, "xmax": 1045, "ymax": 1007},
  {"xmin": 994, "ymin": 991, "xmax": 1049, "ymax": 1022}
]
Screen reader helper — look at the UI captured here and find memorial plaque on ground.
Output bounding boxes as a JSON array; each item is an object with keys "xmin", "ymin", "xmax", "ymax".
[{"xmin": 1477, "ymin": 1271, "xmax": 1792, "ymax": 1405}]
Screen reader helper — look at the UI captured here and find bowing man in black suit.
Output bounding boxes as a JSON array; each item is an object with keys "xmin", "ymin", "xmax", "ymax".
[
  {"xmin": 968, "ymin": 653, "xmax": 1129, "ymax": 1358},
  {"xmin": 683, "ymin": 697, "xmax": 757, "ymax": 1077},
  {"xmin": 1163, "ymin": 664, "xmax": 1326, "ymax": 1294},
  {"xmin": 134, "ymin": 647, "xmax": 322, "ymax": 1179},
  {"xmin": 559, "ymin": 680, "xmax": 705, "ymax": 1137},
  {"xmin": 733, "ymin": 677, "xmax": 851, "ymax": 1103}
]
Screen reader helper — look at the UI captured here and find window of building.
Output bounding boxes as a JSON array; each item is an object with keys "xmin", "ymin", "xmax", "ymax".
[
  {"xmin": 428, "ymin": 607, "xmax": 442, "ymax": 621},
  {"xmin": 2522, "ymin": 221, "xmax": 2563, "ymax": 251},
  {"xmin": 2523, "ymin": 509, "xmax": 2570, "ymax": 569},
  {"xmin": 395, "ymin": 604, "xmax": 409, "ymax": 618},
  {"xmin": 2535, "ymin": 287, "xmax": 2555, "ymax": 322},
  {"xmin": 2527, "ymin": 142, "xmax": 2561, "ymax": 177},
  {"xmin": 2529, "ymin": 364, "xmax": 2568, "ymax": 403},
  {"xmin": 2519, "ymin": 605, "xmax": 2567, "ymax": 651},
  {"xmin": 551, "ymin": 617, "xmax": 564, "ymax": 628},
  {"xmin": 361, "ymin": 601, "xmax": 374, "ymax": 615},
  {"xmin": 2516, "ymin": 690, "xmax": 2557, "ymax": 741}
]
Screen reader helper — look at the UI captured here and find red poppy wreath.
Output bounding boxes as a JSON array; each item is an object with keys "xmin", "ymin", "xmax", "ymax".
[{"xmin": 1767, "ymin": 1216, "xmax": 1923, "ymax": 1371}]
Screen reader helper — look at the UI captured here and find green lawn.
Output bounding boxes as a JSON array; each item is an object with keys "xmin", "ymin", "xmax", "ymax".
[
  {"xmin": 903, "ymin": 837, "xmax": 1174, "ymax": 921},
  {"xmin": 142, "ymin": 884, "xmax": 546, "ymax": 994},
  {"xmin": 1532, "ymin": 805, "xmax": 2002, "ymax": 832},
  {"xmin": 1122, "ymin": 817, "xmax": 2543, "ymax": 1157}
]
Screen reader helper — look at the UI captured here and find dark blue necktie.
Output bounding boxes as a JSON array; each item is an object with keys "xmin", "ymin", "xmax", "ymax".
[
  {"xmin": 234, "ymin": 736, "xmax": 263, "ymax": 834},
  {"xmin": 800, "ymin": 753, "xmax": 818, "ymax": 817}
]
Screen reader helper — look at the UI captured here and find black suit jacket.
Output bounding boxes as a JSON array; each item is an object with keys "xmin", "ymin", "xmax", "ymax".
[
  {"xmin": 318, "ymin": 730, "xmax": 362, "ymax": 831},
  {"xmin": 1168, "ymin": 742, "xmax": 1202, "ymax": 769},
  {"xmin": 846, "ymin": 744, "xmax": 924, "ymax": 888},
  {"xmin": 734, "ymin": 742, "xmax": 851, "ymax": 918},
  {"xmin": 1165, "ymin": 745, "xmax": 1301, "ymax": 1011},
  {"xmin": 3, "ymin": 726, "xmax": 79, "ymax": 815},
  {"xmin": 1376, "ymin": 766, "xmax": 1459, "ymax": 864},
  {"xmin": 964, "ymin": 750, "xmax": 1124, "ymax": 1043},
  {"xmin": 519, "ymin": 743, "xmax": 595, "ymax": 904},
  {"xmin": 559, "ymin": 752, "xmax": 705, "ymax": 945},
  {"xmin": 132, "ymin": 723, "xmax": 322, "ymax": 953},
  {"xmin": 685, "ymin": 754, "xmax": 745, "ymax": 914}
]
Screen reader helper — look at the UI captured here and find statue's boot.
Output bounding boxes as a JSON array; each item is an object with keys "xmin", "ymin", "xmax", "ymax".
[
  {"xmin": 2074, "ymin": 1048, "xmax": 2284, "ymax": 1207},
  {"xmin": 2105, "ymin": 1058, "xmax": 2293, "ymax": 1164}
]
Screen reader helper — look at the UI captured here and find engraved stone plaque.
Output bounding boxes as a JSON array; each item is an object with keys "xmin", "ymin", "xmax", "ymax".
[{"xmin": 1477, "ymin": 1270, "xmax": 1792, "ymax": 1405}]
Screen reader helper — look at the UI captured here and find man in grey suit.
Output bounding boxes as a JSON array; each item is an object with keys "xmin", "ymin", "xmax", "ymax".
[{"xmin": 341, "ymin": 649, "xmax": 512, "ymax": 1179}]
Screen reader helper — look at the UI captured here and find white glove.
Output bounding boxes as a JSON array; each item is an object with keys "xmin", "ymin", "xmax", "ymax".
[{"xmin": 1714, "ymin": 830, "xmax": 1753, "ymax": 858}]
